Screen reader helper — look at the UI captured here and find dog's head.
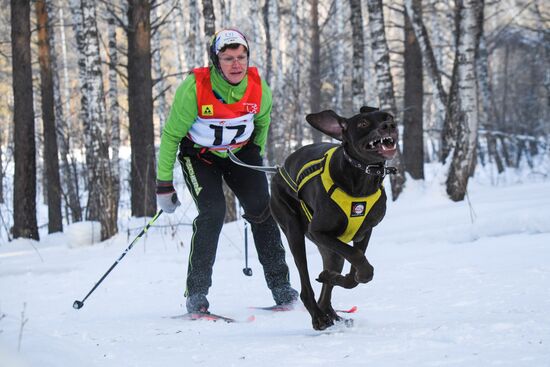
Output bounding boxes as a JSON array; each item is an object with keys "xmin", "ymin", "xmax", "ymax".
[{"xmin": 305, "ymin": 106, "xmax": 398, "ymax": 163}]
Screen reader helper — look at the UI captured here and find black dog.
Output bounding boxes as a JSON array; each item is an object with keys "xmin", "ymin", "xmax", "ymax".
[{"xmin": 269, "ymin": 106, "xmax": 398, "ymax": 330}]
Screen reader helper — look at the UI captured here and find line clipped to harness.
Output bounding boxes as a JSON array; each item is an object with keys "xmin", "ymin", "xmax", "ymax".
[{"xmin": 227, "ymin": 149, "xmax": 279, "ymax": 174}]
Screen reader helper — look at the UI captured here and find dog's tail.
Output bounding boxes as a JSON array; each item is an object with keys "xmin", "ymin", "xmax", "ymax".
[{"xmin": 227, "ymin": 150, "xmax": 278, "ymax": 174}]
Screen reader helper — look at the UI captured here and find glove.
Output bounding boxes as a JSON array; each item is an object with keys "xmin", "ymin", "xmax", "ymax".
[{"xmin": 156, "ymin": 181, "xmax": 181, "ymax": 213}]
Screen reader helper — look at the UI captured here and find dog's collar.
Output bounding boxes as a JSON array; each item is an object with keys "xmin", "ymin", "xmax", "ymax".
[{"xmin": 342, "ymin": 148, "xmax": 397, "ymax": 177}]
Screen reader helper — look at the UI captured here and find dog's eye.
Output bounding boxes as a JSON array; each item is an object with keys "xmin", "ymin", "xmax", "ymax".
[{"xmin": 358, "ymin": 120, "xmax": 369, "ymax": 128}]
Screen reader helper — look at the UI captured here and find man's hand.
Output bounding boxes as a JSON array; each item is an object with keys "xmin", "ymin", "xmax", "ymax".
[{"xmin": 156, "ymin": 181, "xmax": 181, "ymax": 213}]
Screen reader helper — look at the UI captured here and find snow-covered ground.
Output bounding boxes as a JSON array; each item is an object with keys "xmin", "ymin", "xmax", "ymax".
[{"xmin": 1, "ymin": 165, "xmax": 549, "ymax": 367}]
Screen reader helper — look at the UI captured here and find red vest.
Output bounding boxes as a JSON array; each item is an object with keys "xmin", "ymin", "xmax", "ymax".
[
  {"xmin": 194, "ymin": 67, "xmax": 262, "ymax": 118},
  {"xmin": 187, "ymin": 67, "xmax": 263, "ymax": 150}
]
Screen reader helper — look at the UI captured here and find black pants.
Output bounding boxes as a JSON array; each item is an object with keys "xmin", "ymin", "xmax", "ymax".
[{"xmin": 179, "ymin": 144, "xmax": 291, "ymax": 297}]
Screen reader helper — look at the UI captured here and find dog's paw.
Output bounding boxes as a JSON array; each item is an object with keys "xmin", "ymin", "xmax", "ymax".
[
  {"xmin": 354, "ymin": 264, "xmax": 374, "ymax": 284},
  {"xmin": 340, "ymin": 273, "xmax": 359, "ymax": 289},
  {"xmin": 315, "ymin": 270, "xmax": 333, "ymax": 284},
  {"xmin": 312, "ymin": 313, "xmax": 334, "ymax": 331}
]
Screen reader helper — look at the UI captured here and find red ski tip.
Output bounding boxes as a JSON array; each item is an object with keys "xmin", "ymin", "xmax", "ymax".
[{"xmin": 336, "ymin": 305, "xmax": 358, "ymax": 314}]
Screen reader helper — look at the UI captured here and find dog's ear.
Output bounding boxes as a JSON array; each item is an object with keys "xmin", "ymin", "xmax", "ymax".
[
  {"xmin": 359, "ymin": 106, "xmax": 379, "ymax": 114},
  {"xmin": 305, "ymin": 110, "xmax": 347, "ymax": 141}
]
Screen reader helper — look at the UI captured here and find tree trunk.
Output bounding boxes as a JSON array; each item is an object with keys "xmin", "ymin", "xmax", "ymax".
[
  {"xmin": 152, "ymin": 4, "xmax": 168, "ymax": 131},
  {"xmin": 403, "ymin": 0, "xmax": 424, "ymax": 180},
  {"xmin": 11, "ymin": 0, "xmax": 39, "ymax": 240},
  {"xmin": 309, "ymin": 0, "xmax": 322, "ymax": 143},
  {"xmin": 404, "ymin": 0, "xmax": 448, "ymax": 122},
  {"xmin": 272, "ymin": 0, "xmax": 284, "ymax": 156},
  {"xmin": 107, "ymin": 7, "xmax": 121, "ymax": 230},
  {"xmin": 170, "ymin": 1, "xmax": 186, "ymax": 77},
  {"xmin": 72, "ymin": 0, "xmax": 117, "ymax": 239},
  {"xmin": 350, "ymin": 0, "xmax": 365, "ymax": 112},
  {"xmin": 50, "ymin": 3, "xmax": 82, "ymax": 223},
  {"xmin": 219, "ymin": 0, "xmax": 231, "ymax": 28},
  {"xmin": 289, "ymin": 0, "xmax": 303, "ymax": 150},
  {"xmin": 446, "ymin": 0, "xmax": 480, "ymax": 201},
  {"xmin": 36, "ymin": 0, "xmax": 63, "ymax": 233},
  {"xmin": 366, "ymin": 0, "xmax": 405, "ymax": 200},
  {"xmin": 333, "ymin": 0, "xmax": 345, "ymax": 115},
  {"xmin": 202, "ymin": 0, "xmax": 215, "ymax": 38},
  {"xmin": 0, "ymin": 126, "xmax": 3, "ymax": 204},
  {"xmin": 128, "ymin": 0, "xmax": 157, "ymax": 218}
]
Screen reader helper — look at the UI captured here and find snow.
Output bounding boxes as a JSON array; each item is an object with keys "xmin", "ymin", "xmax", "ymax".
[{"xmin": 1, "ymin": 165, "xmax": 550, "ymax": 367}]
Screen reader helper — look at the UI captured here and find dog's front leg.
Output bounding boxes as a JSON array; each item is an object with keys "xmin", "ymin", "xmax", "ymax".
[
  {"xmin": 310, "ymin": 231, "xmax": 374, "ymax": 285},
  {"xmin": 285, "ymin": 229, "xmax": 334, "ymax": 330}
]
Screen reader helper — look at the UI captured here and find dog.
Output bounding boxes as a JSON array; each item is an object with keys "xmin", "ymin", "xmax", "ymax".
[{"xmin": 269, "ymin": 106, "xmax": 398, "ymax": 330}]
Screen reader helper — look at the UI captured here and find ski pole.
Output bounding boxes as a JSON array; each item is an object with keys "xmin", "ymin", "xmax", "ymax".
[
  {"xmin": 73, "ymin": 209, "xmax": 163, "ymax": 310},
  {"xmin": 242, "ymin": 219, "xmax": 252, "ymax": 276}
]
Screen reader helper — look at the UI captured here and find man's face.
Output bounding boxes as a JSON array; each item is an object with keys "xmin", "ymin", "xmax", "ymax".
[{"xmin": 218, "ymin": 45, "xmax": 248, "ymax": 84}]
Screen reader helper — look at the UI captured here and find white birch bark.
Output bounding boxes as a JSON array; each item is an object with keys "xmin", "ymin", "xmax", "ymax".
[
  {"xmin": 46, "ymin": 0, "xmax": 82, "ymax": 223},
  {"xmin": 366, "ymin": 0, "xmax": 405, "ymax": 200},
  {"xmin": 219, "ymin": 0, "xmax": 231, "ymax": 27},
  {"xmin": 170, "ymin": 1, "xmax": 185, "ymax": 76},
  {"xmin": 290, "ymin": 0, "xmax": 303, "ymax": 149},
  {"xmin": 350, "ymin": 0, "xmax": 365, "ymax": 111},
  {"xmin": 70, "ymin": 0, "xmax": 117, "ymax": 239},
  {"xmin": 333, "ymin": 0, "xmax": 345, "ymax": 114},
  {"xmin": 107, "ymin": 7, "xmax": 121, "ymax": 222},
  {"xmin": 446, "ymin": 0, "xmax": 480, "ymax": 201},
  {"xmin": 366, "ymin": 0, "xmax": 397, "ymax": 113},
  {"xmin": 153, "ymin": 4, "xmax": 168, "ymax": 130},
  {"xmin": 249, "ymin": 0, "xmax": 265, "ymax": 71}
]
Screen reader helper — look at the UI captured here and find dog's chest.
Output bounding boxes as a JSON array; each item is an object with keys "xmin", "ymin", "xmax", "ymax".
[
  {"xmin": 289, "ymin": 147, "xmax": 386, "ymax": 243},
  {"xmin": 305, "ymin": 180, "xmax": 386, "ymax": 243}
]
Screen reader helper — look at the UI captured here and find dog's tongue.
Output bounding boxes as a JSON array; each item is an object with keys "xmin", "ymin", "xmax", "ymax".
[{"xmin": 378, "ymin": 143, "xmax": 397, "ymax": 159}]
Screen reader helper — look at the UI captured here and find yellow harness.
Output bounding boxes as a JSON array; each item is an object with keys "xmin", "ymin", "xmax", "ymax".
[{"xmin": 279, "ymin": 147, "xmax": 382, "ymax": 243}]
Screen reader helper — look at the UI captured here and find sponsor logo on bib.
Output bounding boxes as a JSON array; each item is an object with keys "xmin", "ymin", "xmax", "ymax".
[{"xmin": 201, "ymin": 104, "xmax": 214, "ymax": 116}]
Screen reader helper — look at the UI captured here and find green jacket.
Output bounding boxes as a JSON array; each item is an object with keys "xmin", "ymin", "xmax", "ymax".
[{"xmin": 156, "ymin": 66, "xmax": 273, "ymax": 182}]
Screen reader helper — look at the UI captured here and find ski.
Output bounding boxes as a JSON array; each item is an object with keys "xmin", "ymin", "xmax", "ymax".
[
  {"xmin": 248, "ymin": 304, "xmax": 296, "ymax": 312},
  {"xmin": 335, "ymin": 305, "xmax": 358, "ymax": 314},
  {"xmin": 248, "ymin": 305, "xmax": 357, "ymax": 314},
  {"xmin": 171, "ymin": 312, "xmax": 255, "ymax": 323}
]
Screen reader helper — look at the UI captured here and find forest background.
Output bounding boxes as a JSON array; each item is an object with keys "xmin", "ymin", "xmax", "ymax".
[{"xmin": 1, "ymin": 0, "xmax": 548, "ymax": 243}]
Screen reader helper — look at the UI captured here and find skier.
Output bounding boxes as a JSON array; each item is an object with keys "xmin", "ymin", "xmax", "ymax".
[{"xmin": 156, "ymin": 28, "xmax": 298, "ymax": 314}]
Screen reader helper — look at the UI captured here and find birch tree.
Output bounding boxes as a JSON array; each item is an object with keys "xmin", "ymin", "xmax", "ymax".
[
  {"xmin": 152, "ymin": 2, "xmax": 168, "ymax": 130},
  {"xmin": 333, "ymin": 0, "xmax": 345, "ymax": 114},
  {"xmin": 169, "ymin": 1, "xmax": 186, "ymax": 77},
  {"xmin": 366, "ymin": 0, "xmax": 405, "ymax": 200},
  {"xmin": 11, "ymin": 0, "xmax": 39, "ymax": 240},
  {"xmin": 403, "ymin": 0, "xmax": 424, "ymax": 179},
  {"xmin": 107, "ymin": 4, "xmax": 121, "ymax": 226},
  {"xmin": 35, "ymin": 0, "xmax": 62, "ymax": 233},
  {"xmin": 49, "ymin": 2, "xmax": 82, "ymax": 223},
  {"xmin": 309, "ymin": 0, "xmax": 322, "ymax": 143},
  {"xmin": 446, "ymin": 0, "xmax": 480, "ymax": 201},
  {"xmin": 71, "ymin": 0, "xmax": 117, "ymax": 239},
  {"xmin": 202, "ymin": 0, "xmax": 215, "ymax": 37},
  {"xmin": 475, "ymin": 0, "xmax": 503, "ymax": 173},
  {"xmin": 349, "ymin": 0, "xmax": 365, "ymax": 112}
]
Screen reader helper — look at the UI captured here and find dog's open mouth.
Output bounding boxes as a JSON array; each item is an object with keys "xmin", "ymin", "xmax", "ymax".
[{"xmin": 366, "ymin": 137, "xmax": 397, "ymax": 154}]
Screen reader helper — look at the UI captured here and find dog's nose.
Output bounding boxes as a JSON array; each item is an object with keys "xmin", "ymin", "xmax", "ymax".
[{"xmin": 381, "ymin": 121, "xmax": 396, "ymax": 131}]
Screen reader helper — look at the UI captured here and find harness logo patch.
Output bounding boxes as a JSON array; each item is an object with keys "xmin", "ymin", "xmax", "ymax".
[
  {"xmin": 350, "ymin": 202, "xmax": 366, "ymax": 217},
  {"xmin": 201, "ymin": 104, "xmax": 214, "ymax": 116}
]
